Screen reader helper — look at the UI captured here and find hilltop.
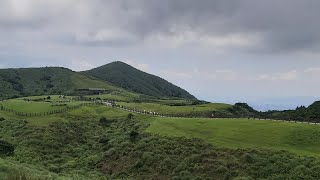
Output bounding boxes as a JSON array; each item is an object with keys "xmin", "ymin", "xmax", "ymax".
[
  {"xmin": 82, "ymin": 61, "xmax": 197, "ymax": 100},
  {"xmin": 0, "ymin": 62, "xmax": 197, "ymax": 101},
  {"xmin": 0, "ymin": 67, "xmax": 124, "ymax": 99}
]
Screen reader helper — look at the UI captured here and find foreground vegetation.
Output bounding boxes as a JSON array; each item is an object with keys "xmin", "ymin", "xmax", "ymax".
[{"xmin": 0, "ymin": 101, "xmax": 320, "ymax": 179}]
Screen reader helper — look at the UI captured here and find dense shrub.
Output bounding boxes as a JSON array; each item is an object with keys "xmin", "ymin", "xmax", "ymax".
[
  {"xmin": 99, "ymin": 117, "xmax": 111, "ymax": 126},
  {"xmin": 1, "ymin": 111, "xmax": 320, "ymax": 179},
  {"xmin": 127, "ymin": 113, "xmax": 134, "ymax": 120},
  {"xmin": 129, "ymin": 131, "xmax": 139, "ymax": 142},
  {"xmin": 0, "ymin": 139, "xmax": 14, "ymax": 156}
]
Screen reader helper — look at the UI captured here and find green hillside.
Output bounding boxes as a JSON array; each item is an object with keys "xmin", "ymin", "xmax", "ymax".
[
  {"xmin": 147, "ymin": 117, "xmax": 320, "ymax": 156},
  {"xmin": 0, "ymin": 67, "xmax": 131, "ymax": 99},
  {"xmin": 2, "ymin": 100, "xmax": 320, "ymax": 179},
  {"xmin": 116, "ymin": 102, "xmax": 256, "ymax": 118},
  {"xmin": 118, "ymin": 102, "xmax": 231, "ymax": 116},
  {"xmin": 261, "ymin": 101, "xmax": 320, "ymax": 122},
  {"xmin": 82, "ymin": 61, "xmax": 197, "ymax": 100}
]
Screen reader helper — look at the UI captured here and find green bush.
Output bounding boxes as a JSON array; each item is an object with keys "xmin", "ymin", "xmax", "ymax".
[
  {"xmin": 129, "ymin": 131, "xmax": 139, "ymax": 142},
  {"xmin": 2, "ymin": 108, "xmax": 320, "ymax": 179},
  {"xmin": 127, "ymin": 113, "xmax": 134, "ymax": 120},
  {"xmin": 0, "ymin": 139, "xmax": 14, "ymax": 156},
  {"xmin": 99, "ymin": 117, "xmax": 111, "ymax": 126}
]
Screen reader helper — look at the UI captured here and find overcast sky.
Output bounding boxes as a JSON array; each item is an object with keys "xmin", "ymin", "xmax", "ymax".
[{"xmin": 1, "ymin": 0, "xmax": 320, "ymax": 104}]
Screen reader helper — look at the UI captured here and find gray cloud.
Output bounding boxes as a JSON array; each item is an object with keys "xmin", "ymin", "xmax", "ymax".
[
  {"xmin": 2, "ymin": 0, "xmax": 320, "ymax": 104},
  {"xmin": 1, "ymin": 0, "xmax": 320, "ymax": 52}
]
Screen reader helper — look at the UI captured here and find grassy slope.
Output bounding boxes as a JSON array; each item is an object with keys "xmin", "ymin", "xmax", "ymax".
[
  {"xmin": 2, "ymin": 103, "xmax": 320, "ymax": 179},
  {"xmin": 0, "ymin": 158, "xmax": 57, "ymax": 179},
  {"xmin": 0, "ymin": 67, "xmax": 74, "ymax": 98},
  {"xmin": 3, "ymin": 99, "xmax": 320, "ymax": 157},
  {"xmin": 0, "ymin": 99, "xmax": 86, "ymax": 113},
  {"xmin": 70, "ymin": 73, "xmax": 121, "ymax": 91},
  {"xmin": 0, "ymin": 105, "xmax": 134, "ymax": 179},
  {"xmin": 146, "ymin": 117, "xmax": 320, "ymax": 156},
  {"xmin": 82, "ymin": 61, "xmax": 197, "ymax": 100},
  {"xmin": 85, "ymin": 91, "xmax": 143, "ymax": 102},
  {"xmin": 0, "ymin": 67, "xmax": 139, "ymax": 99},
  {"xmin": 118, "ymin": 102, "xmax": 231, "ymax": 114}
]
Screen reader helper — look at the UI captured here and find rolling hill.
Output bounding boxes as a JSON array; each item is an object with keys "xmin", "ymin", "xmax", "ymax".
[
  {"xmin": 2, "ymin": 101, "xmax": 320, "ymax": 179},
  {"xmin": 262, "ymin": 101, "xmax": 320, "ymax": 121},
  {"xmin": 82, "ymin": 61, "xmax": 197, "ymax": 100},
  {"xmin": 0, "ymin": 62, "xmax": 198, "ymax": 101},
  {"xmin": 0, "ymin": 67, "xmax": 125, "ymax": 99}
]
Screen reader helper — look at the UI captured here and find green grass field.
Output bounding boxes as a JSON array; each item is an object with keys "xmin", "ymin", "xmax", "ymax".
[
  {"xmin": 85, "ymin": 91, "xmax": 141, "ymax": 102},
  {"xmin": 3, "ymin": 97, "xmax": 320, "ymax": 179},
  {"xmin": 0, "ymin": 102, "xmax": 146, "ymax": 126},
  {"xmin": 3, "ymin": 98, "xmax": 320, "ymax": 157},
  {"xmin": 146, "ymin": 117, "xmax": 320, "ymax": 156},
  {"xmin": 0, "ymin": 99, "xmax": 86, "ymax": 113},
  {"xmin": 117, "ymin": 102, "xmax": 231, "ymax": 114},
  {"xmin": 3, "ymin": 99, "xmax": 320, "ymax": 157}
]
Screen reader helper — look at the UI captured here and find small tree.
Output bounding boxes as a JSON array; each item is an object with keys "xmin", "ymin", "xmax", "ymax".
[
  {"xmin": 99, "ymin": 117, "xmax": 111, "ymax": 126},
  {"xmin": 0, "ymin": 140, "xmax": 14, "ymax": 156},
  {"xmin": 127, "ymin": 113, "xmax": 134, "ymax": 120},
  {"xmin": 129, "ymin": 130, "xmax": 139, "ymax": 142}
]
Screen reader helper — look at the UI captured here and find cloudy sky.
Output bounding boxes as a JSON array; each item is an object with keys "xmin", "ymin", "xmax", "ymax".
[{"xmin": 1, "ymin": 0, "xmax": 320, "ymax": 106}]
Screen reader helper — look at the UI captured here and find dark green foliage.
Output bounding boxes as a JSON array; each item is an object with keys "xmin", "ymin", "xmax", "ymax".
[
  {"xmin": 1, "ymin": 109, "xmax": 320, "ymax": 179},
  {"xmin": 83, "ymin": 61, "xmax": 197, "ymax": 100},
  {"xmin": 197, "ymin": 103, "xmax": 258, "ymax": 118},
  {"xmin": 260, "ymin": 101, "xmax": 320, "ymax": 122},
  {"xmin": 0, "ymin": 67, "xmax": 75, "ymax": 98},
  {"xmin": 127, "ymin": 113, "xmax": 134, "ymax": 120},
  {"xmin": 99, "ymin": 117, "xmax": 111, "ymax": 126},
  {"xmin": 0, "ymin": 117, "xmax": 5, "ymax": 121},
  {"xmin": 0, "ymin": 67, "xmax": 126, "ymax": 99},
  {"xmin": 228, "ymin": 103, "xmax": 257, "ymax": 117},
  {"xmin": 0, "ymin": 139, "xmax": 14, "ymax": 156},
  {"xmin": 129, "ymin": 130, "xmax": 139, "ymax": 142}
]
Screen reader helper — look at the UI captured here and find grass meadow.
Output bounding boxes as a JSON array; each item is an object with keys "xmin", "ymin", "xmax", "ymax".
[
  {"xmin": 146, "ymin": 117, "xmax": 320, "ymax": 156},
  {"xmin": 2, "ymin": 98, "xmax": 320, "ymax": 179},
  {"xmin": 117, "ymin": 102, "xmax": 231, "ymax": 114},
  {"xmin": 2, "ymin": 98, "xmax": 320, "ymax": 156}
]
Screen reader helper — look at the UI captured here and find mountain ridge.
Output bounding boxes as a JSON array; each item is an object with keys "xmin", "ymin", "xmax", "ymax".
[
  {"xmin": 0, "ymin": 66, "xmax": 125, "ymax": 99},
  {"xmin": 0, "ymin": 61, "xmax": 197, "ymax": 100},
  {"xmin": 82, "ymin": 61, "xmax": 197, "ymax": 100}
]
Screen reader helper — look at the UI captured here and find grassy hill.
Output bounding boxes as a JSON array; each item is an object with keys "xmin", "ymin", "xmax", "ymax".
[
  {"xmin": 147, "ymin": 117, "xmax": 320, "ymax": 156},
  {"xmin": 116, "ymin": 101, "xmax": 257, "ymax": 118},
  {"xmin": 82, "ymin": 61, "xmax": 197, "ymax": 100},
  {"xmin": 117, "ymin": 101, "xmax": 231, "ymax": 116},
  {"xmin": 0, "ymin": 67, "xmax": 133, "ymax": 99},
  {"xmin": 0, "ymin": 63, "xmax": 198, "ymax": 102},
  {"xmin": 2, "ymin": 100, "xmax": 320, "ymax": 179},
  {"xmin": 261, "ymin": 101, "xmax": 320, "ymax": 122}
]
